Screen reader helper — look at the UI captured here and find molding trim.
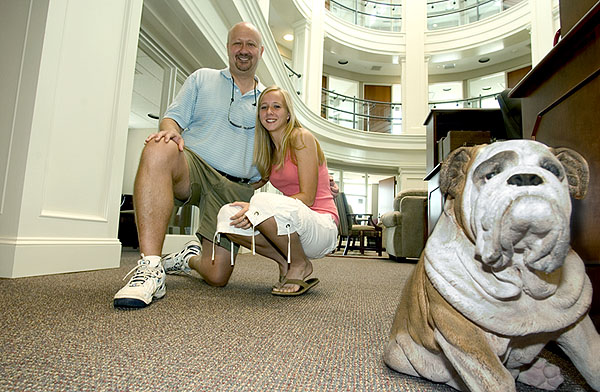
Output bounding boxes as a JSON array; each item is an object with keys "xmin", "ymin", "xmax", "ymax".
[{"xmin": 0, "ymin": 237, "xmax": 122, "ymax": 278}]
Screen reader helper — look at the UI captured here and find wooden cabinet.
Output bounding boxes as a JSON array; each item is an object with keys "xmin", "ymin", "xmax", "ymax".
[
  {"xmin": 424, "ymin": 109, "xmax": 505, "ymax": 173},
  {"xmin": 424, "ymin": 109, "xmax": 507, "ymax": 232}
]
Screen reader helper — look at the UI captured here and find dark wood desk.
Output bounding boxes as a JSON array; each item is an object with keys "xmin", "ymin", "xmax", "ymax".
[
  {"xmin": 424, "ymin": 109, "xmax": 507, "ymax": 233},
  {"xmin": 424, "ymin": 109, "xmax": 505, "ymax": 173},
  {"xmin": 511, "ymin": 0, "xmax": 600, "ymax": 325}
]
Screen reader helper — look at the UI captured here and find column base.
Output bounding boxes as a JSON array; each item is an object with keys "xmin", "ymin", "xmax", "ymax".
[{"xmin": 0, "ymin": 238, "xmax": 122, "ymax": 278}]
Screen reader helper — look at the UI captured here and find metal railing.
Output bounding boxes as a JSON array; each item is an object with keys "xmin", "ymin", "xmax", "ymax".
[
  {"xmin": 284, "ymin": 63, "xmax": 302, "ymax": 96},
  {"xmin": 428, "ymin": 93, "xmax": 500, "ymax": 109},
  {"xmin": 321, "ymin": 88, "xmax": 403, "ymax": 134},
  {"xmin": 328, "ymin": 0, "xmax": 402, "ymax": 32},
  {"xmin": 427, "ymin": 0, "xmax": 523, "ymax": 30},
  {"xmin": 285, "ymin": 66, "xmax": 500, "ymax": 134}
]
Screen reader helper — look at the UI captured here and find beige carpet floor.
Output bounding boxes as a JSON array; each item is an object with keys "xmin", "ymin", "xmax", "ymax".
[{"xmin": 0, "ymin": 248, "xmax": 594, "ymax": 391}]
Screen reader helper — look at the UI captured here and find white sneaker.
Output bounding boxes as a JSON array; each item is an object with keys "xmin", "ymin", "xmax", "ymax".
[
  {"xmin": 113, "ymin": 255, "xmax": 165, "ymax": 308},
  {"xmin": 162, "ymin": 240, "xmax": 201, "ymax": 275}
]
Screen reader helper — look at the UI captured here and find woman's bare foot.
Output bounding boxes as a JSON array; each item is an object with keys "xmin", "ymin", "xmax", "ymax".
[{"xmin": 272, "ymin": 257, "xmax": 313, "ymax": 294}]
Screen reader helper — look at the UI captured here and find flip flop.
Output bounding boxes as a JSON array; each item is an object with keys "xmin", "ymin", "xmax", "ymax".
[{"xmin": 271, "ymin": 278, "xmax": 320, "ymax": 297}]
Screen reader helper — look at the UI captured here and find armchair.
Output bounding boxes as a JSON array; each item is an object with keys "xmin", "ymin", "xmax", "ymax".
[{"xmin": 380, "ymin": 189, "xmax": 427, "ymax": 260}]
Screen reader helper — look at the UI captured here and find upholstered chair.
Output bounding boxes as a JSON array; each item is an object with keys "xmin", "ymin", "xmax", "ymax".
[{"xmin": 380, "ymin": 189, "xmax": 428, "ymax": 260}]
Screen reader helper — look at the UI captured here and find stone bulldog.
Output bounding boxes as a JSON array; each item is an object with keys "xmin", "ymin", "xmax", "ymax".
[{"xmin": 384, "ymin": 140, "xmax": 600, "ymax": 391}]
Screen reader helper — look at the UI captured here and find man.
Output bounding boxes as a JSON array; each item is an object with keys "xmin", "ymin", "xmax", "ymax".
[{"xmin": 114, "ymin": 22, "xmax": 266, "ymax": 308}]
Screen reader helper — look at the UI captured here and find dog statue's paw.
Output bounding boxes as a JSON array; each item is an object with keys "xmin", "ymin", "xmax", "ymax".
[{"xmin": 517, "ymin": 358, "xmax": 564, "ymax": 390}]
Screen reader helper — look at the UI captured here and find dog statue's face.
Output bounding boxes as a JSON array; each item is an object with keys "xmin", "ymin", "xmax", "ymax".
[{"xmin": 440, "ymin": 140, "xmax": 589, "ymax": 300}]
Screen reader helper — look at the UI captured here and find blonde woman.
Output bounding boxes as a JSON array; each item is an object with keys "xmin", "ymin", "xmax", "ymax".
[{"xmin": 216, "ymin": 85, "xmax": 339, "ymax": 296}]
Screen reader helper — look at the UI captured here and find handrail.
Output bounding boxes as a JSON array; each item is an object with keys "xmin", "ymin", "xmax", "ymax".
[
  {"xmin": 320, "ymin": 89, "xmax": 500, "ymax": 133},
  {"xmin": 427, "ymin": 0, "xmax": 496, "ymax": 18},
  {"xmin": 328, "ymin": 0, "xmax": 402, "ymax": 32},
  {"xmin": 429, "ymin": 92, "xmax": 499, "ymax": 107},
  {"xmin": 330, "ymin": 0, "xmax": 402, "ymax": 20},
  {"xmin": 323, "ymin": 88, "xmax": 402, "ymax": 108},
  {"xmin": 284, "ymin": 62, "xmax": 301, "ymax": 79}
]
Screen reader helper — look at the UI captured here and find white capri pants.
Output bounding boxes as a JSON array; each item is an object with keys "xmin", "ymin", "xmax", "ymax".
[{"xmin": 213, "ymin": 192, "xmax": 338, "ymax": 265}]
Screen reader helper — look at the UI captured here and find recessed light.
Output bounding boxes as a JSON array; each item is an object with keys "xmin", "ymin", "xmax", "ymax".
[
  {"xmin": 338, "ymin": 59, "xmax": 349, "ymax": 65},
  {"xmin": 442, "ymin": 88, "xmax": 452, "ymax": 91},
  {"xmin": 478, "ymin": 57, "xmax": 490, "ymax": 63},
  {"xmin": 482, "ymin": 86, "xmax": 491, "ymax": 90},
  {"xmin": 147, "ymin": 113, "xmax": 159, "ymax": 119},
  {"xmin": 283, "ymin": 34, "xmax": 294, "ymax": 41}
]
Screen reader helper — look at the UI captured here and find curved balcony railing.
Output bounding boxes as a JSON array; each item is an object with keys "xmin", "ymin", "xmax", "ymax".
[
  {"xmin": 327, "ymin": 0, "xmax": 402, "ymax": 32},
  {"xmin": 427, "ymin": 0, "xmax": 523, "ymax": 30},
  {"xmin": 428, "ymin": 93, "xmax": 500, "ymax": 109},
  {"xmin": 321, "ymin": 89, "xmax": 501, "ymax": 134},
  {"xmin": 321, "ymin": 88, "xmax": 403, "ymax": 134}
]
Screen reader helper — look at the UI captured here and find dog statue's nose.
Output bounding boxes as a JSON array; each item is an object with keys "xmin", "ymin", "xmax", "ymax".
[{"xmin": 507, "ymin": 173, "xmax": 544, "ymax": 186}]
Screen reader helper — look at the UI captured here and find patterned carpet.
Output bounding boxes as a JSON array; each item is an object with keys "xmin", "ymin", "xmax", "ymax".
[{"xmin": 0, "ymin": 249, "xmax": 594, "ymax": 391}]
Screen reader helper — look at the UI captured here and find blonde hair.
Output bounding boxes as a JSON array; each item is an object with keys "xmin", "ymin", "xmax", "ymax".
[{"xmin": 253, "ymin": 86, "xmax": 325, "ymax": 179}]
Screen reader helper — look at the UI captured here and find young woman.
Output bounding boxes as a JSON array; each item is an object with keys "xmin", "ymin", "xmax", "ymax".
[{"xmin": 215, "ymin": 85, "xmax": 339, "ymax": 296}]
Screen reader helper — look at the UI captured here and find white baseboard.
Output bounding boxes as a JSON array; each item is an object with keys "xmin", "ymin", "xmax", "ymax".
[{"xmin": 0, "ymin": 238, "xmax": 122, "ymax": 278}]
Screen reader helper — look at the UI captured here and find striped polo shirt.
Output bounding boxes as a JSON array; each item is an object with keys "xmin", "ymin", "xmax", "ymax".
[{"xmin": 163, "ymin": 68, "xmax": 264, "ymax": 182}]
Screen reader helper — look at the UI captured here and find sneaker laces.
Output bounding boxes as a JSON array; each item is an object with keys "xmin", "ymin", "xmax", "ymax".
[{"xmin": 122, "ymin": 254, "xmax": 160, "ymax": 286}]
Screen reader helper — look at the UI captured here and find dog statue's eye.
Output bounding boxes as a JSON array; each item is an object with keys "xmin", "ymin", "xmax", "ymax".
[
  {"xmin": 485, "ymin": 172, "xmax": 496, "ymax": 180},
  {"xmin": 541, "ymin": 162, "xmax": 562, "ymax": 178}
]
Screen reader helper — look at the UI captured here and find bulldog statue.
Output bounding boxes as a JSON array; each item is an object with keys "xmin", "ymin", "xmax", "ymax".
[{"xmin": 384, "ymin": 140, "xmax": 599, "ymax": 391}]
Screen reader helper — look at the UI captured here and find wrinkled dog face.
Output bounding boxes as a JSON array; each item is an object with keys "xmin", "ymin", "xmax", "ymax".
[
  {"xmin": 439, "ymin": 140, "xmax": 589, "ymax": 300},
  {"xmin": 462, "ymin": 141, "xmax": 571, "ymax": 275}
]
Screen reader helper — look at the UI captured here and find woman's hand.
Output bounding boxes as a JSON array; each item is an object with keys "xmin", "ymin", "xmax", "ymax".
[{"xmin": 229, "ymin": 201, "xmax": 252, "ymax": 229}]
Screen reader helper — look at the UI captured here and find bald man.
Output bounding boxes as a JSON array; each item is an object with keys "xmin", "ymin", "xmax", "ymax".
[{"xmin": 114, "ymin": 22, "xmax": 267, "ymax": 308}]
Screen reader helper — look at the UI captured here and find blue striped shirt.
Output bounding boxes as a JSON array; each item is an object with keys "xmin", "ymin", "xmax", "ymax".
[{"xmin": 163, "ymin": 68, "xmax": 264, "ymax": 182}]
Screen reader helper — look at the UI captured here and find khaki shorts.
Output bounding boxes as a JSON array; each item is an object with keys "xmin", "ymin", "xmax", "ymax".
[{"xmin": 176, "ymin": 148, "xmax": 255, "ymax": 251}]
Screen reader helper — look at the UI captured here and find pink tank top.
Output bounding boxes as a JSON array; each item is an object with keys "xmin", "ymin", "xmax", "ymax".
[{"xmin": 269, "ymin": 155, "xmax": 339, "ymax": 226}]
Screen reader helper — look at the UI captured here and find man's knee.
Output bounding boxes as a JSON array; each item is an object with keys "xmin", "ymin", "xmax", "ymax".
[{"xmin": 139, "ymin": 140, "xmax": 181, "ymax": 168}]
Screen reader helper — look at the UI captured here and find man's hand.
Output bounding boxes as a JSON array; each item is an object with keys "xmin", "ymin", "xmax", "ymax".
[
  {"xmin": 329, "ymin": 175, "xmax": 339, "ymax": 197},
  {"xmin": 145, "ymin": 130, "xmax": 185, "ymax": 152},
  {"xmin": 229, "ymin": 201, "xmax": 251, "ymax": 229}
]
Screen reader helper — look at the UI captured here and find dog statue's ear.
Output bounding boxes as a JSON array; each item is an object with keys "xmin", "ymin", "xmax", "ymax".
[
  {"xmin": 440, "ymin": 146, "xmax": 476, "ymax": 199},
  {"xmin": 552, "ymin": 147, "xmax": 589, "ymax": 199}
]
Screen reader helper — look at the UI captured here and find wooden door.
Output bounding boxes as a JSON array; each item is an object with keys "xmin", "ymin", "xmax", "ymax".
[{"xmin": 364, "ymin": 85, "xmax": 391, "ymax": 133}]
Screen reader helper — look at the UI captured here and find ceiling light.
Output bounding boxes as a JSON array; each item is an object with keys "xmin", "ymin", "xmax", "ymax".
[
  {"xmin": 478, "ymin": 57, "xmax": 490, "ymax": 63},
  {"xmin": 482, "ymin": 86, "xmax": 492, "ymax": 90},
  {"xmin": 283, "ymin": 34, "xmax": 294, "ymax": 42},
  {"xmin": 338, "ymin": 59, "xmax": 349, "ymax": 65}
]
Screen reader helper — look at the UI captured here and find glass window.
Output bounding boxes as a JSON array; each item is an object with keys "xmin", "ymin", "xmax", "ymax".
[
  {"xmin": 429, "ymin": 81, "xmax": 463, "ymax": 109},
  {"xmin": 467, "ymin": 72, "xmax": 505, "ymax": 108},
  {"xmin": 327, "ymin": 76, "xmax": 360, "ymax": 130}
]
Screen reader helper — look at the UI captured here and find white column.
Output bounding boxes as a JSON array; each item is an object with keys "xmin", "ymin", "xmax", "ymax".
[
  {"xmin": 292, "ymin": 20, "xmax": 310, "ymax": 102},
  {"xmin": 401, "ymin": 0, "xmax": 428, "ymax": 134},
  {"xmin": 256, "ymin": 0, "xmax": 270, "ymax": 20},
  {"xmin": 0, "ymin": 0, "xmax": 142, "ymax": 277},
  {"xmin": 529, "ymin": 0, "xmax": 555, "ymax": 66},
  {"xmin": 301, "ymin": 0, "xmax": 325, "ymax": 114}
]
